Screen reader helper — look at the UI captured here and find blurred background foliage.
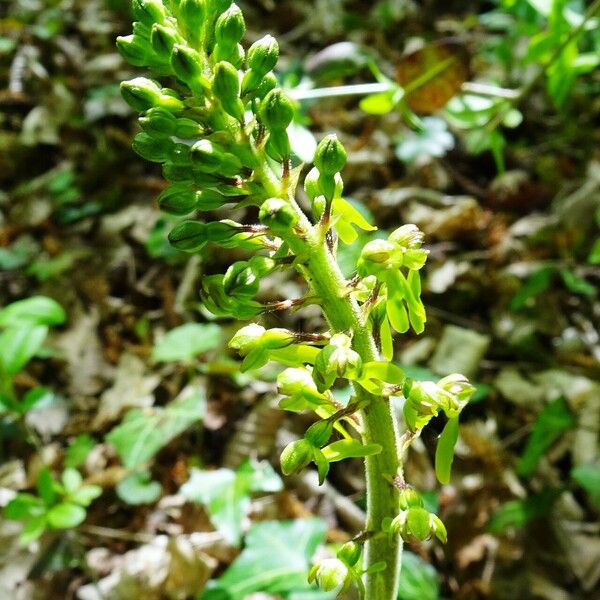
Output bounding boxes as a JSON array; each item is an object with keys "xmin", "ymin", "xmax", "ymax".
[{"xmin": 0, "ymin": 0, "xmax": 599, "ymax": 599}]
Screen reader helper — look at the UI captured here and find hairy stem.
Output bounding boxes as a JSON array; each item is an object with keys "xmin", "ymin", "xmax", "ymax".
[{"xmin": 256, "ymin": 161, "xmax": 402, "ymax": 598}]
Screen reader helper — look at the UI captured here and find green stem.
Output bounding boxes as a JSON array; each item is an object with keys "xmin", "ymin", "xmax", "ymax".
[{"xmin": 256, "ymin": 161, "xmax": 402, "ymax": 598}]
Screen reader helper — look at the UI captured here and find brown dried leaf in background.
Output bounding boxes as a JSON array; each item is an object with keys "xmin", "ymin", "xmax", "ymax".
[{"xmin": 396, "ymin": 40, "xmax": 470, "ymax": 114}]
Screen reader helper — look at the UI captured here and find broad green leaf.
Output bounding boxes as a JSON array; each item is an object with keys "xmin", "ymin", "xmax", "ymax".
[
  {"xmin": 435, "ymin": 417, "xmax": 459, "ymax": 484},
  {"xmin": 322, "ymin": 439, "xmax": 382, "ymax": 462},
  {"xmin": 571, "ymin": 463, "xmax": 600, "ymax": 508},
  {"xmin": 62, "ymin": 468, "xmax": 83, "ymax": 494},
  {"xmin": 46, "ymin": 503, "xmax": 87, "ymax": 529},
  {"xmin": 20, "ymin": 516, "xmax": 47, "ymax": 544},
  {"xmin": 106, "ymin": 385, "xmax": 205, "ymax": 468},
  {"xmin": 516, "ymin": 398, "xmax": 575, "ymax": 477},
  {"xmin": 116, "ymin": 471, "xmax": 162, "ymax": 505},
  {"xmin": 397, "ymin": 551, "xmax": 440, "ymax": 600},
  {"xmin": 153, "ymin": 323, "xmax": 221, "ymax": 362},
  {"xmin": 181, "ymin": 461, "xmax": 282, "ymax": 545},
  {"xmin": 4, "ymin": 494, "xmax": 46, "ymax": 521},
  {"xmin": 0, "ymin": 296, "xmax": 66, "ymax": 327},
  {"xmin": 200, "ymin": 518, "xmax": 327, "ymax": 599},
  {"xmin": 0, "ymin": 325, "xmax": 48, "ymax": 375}
]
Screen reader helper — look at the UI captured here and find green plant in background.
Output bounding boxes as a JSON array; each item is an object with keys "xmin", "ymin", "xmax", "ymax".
[
  {"xmin": 5, "ymin": 466, "xmax": 102, "ymax": 545},
  {"xmin": 117, "ymin": 1, "xmax": 477, "ymax": 597},
  {"xmin": 0, "ymin": 296, "xmax": 66, "ymax": 422}
]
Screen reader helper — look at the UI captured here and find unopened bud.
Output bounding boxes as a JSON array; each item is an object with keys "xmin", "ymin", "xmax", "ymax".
[
  {"xmin": 314, "ymin": 134, "xmax": 347, "ymax": 176},
  {"xmin": 260, "ymin": 89, "xmax": 294, "ymax": 131},
  {"xmin": 117, "ymin": 35, "xmax": 151, "ymax": 67},
  {"xmin": 259, "ymin": 198, "xmax": 298, "ymax": 234},
  {"xmin": 308, "ymin": 558, "xmax": 349, "ymax": 592},
  {"xmin": 212, "ymin": 61, "xmax": 244, "ymax": 121},
  {"xmin": 171, "ymin": 44, "xmax": 203, "ymax": 86},
  {"xmin": 280, "ymin": 439, "xmax": 314, "ymax": 475},
  {"xmin": 139, "ymin": 106, "xmax": 177, "ymax": 136},
  {"xmin": 247, "ymin": 34, "xmax": 279, "ymax": 75},
  {"xmin": 132, "ymin": 132, "xmax": 171, "ymax": 162},
  {"xmin": 215, "ymin": 3, "xmax": 245, "ymax": 48},
  {"xmin": 178, "ymin": 0, "xmax": 206, "ymax": 44},
  {"xmin": 398, "ymin": 486, "xmax": 423, "ymax": 510},
  {"xmin": 132, "ymin": 0, "xmax": 167, "ymax": 27},
  {"xmin": 337, "ymin": 541, "xmax": 361, "ymax": 567},
  {"xmin": 158, "ymin": 184, "xmax": 197, "ymax": 215},
  {"xmin": 151, "ymin": 23, "xmax": 179, "ymax": 59},
  {"xmin": 229, "ymin": 323, "xmax": 265, "ymax": 354}
]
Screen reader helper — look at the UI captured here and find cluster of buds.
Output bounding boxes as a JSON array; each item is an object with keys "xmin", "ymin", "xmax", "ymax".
[{"xmin": 308, "ymin": 541, "xmax": 364, "ymax": 593}]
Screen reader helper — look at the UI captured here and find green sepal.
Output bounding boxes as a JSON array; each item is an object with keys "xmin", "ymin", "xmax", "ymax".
[
  {"xmin": 132, "ymin": 0, "xmax": 167, "ymax": 27},
  {"xmin": 150, "ymin": 23, "xmax": 180, "ymax": 59},
  {"xmin": 117, "ymin": 34, "xmax": 152, "ymax": 67}
]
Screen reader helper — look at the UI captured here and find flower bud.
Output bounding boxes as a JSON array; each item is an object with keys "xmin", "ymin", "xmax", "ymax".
[
  {"xmin": 121, "ymin": 77, "xmax": 161, "ymax": 112},
  {"xmin": 305, "ymin": 420, "xmax": 333, "ymax": 448},
  {"xmin": 132, "ymin": 132, "xmax": 172, "ymax": 162},
  {"xmin": 215, "ymin": 3, "xmax": 245, "ymax": 48},
  {"xmin": 195, "ymin": 188, "xmax": 228, "ymax": 210},
  {"xmin": 132, "ymin": 0, "xmax": 167, "ymax": 27},
  {"xmin": 280, "ymin": 439, "xmax": 314, "ymax": 475},
  {"xmin": 337, "ymin": 541, "xmax": 361, "ymax": 567},
  {"xmin": 174, "ymin": 117, "xmax": 204, "ymax": 138},
  {"xmin": 314, "ymin": 134, "xmax": 347, "ymax": 176},
  {"xmin": 212, "ymin": 61, "xmax": 244, "ymax": 121},
  {"xmin": 117, "ymin": 34, "xmax": 151, "ymax": 67},
  {"xmin": 139, "ymin": 106, "xmax": 177, "ymax": 136},
  {"xmin": 229, "ymin": 323, "xmax": 265, "ymax": 354},
  {"xmin": 150, "ymin": 23, "xmax": 179, "ymax": 59},
  {"xmin": 178, "ymin": 0, "xmax": 206, "ymax": 44},
  {"xmin": 398, "ymin": 486, "xmax": 424, "ymax": 510},
  {"xmin": 158, "ymin": 183, "xmax": 197, "ymax": 215},
  {"xmin": 260, "ymin": 89, "xmax": 294, "ymax": 131},
  {"xmin": 308, "ymin": 558, "xmax": 349, "ymax": 592},
  {"xmin": 388, "ymin": 224, "xmax": 424, "ymax": 249},
  {"xmin": 171, "ymin": 44, "xmax": 203, "ymax": 86},
  {"xmin": 168, "ymin": 220, "xmax": 209, "ymax": 252},
  {"xmin": 190, "ymin": 139, "xmax": 223, "ymax": 172},
  {"xmin": 277, "ymin": 367, "xmax": 317, "ymax": 396},
  {"xmin": 259, "ymin": 198, "xmax": 298, "ymax": 234},
  {"xmin": 253, "ymin": 71, "xmax": 277, "ymax": 99},
  {"xmin": 247, "ymin": 34, "xmax": 279, "ymax": 75}
]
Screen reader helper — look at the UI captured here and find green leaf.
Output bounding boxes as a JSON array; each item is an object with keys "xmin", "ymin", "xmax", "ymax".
[
  {"xmin": 0, "ymin": 325, "xmax": 48, "ymax": 375},
  {"xmin": 511, "ymin": 266, "xmax": 554, "ymax": 310},
  {"xmin": 153, "ymin": 322, "xmax": 221, "ymax": 362},
  {"xmin": 61, "ymin": 468, "xmax": 83, "ymax": 494},
  {"xmin": 116, "ymin": 471, "xmax": 162, "ymax": 505},
  {"xmin": 200, "ymin": 519, "xmax": 327, "ymax": 599},
  {"xmin": 435, "ymin": 417, "xmax": 460, "ymax": 485},
  {"xmin": 37, "ymin": 467, "xmax": 58, "ymax": 506},
  {"xmin": 560, "ymin": 268, "xmax": 597, "ymax": 297},
  {"xmin": 69, "ymin": 484, "xmax": 103, "ymax": 507},
  {"xmin": 47, "ymin": 503, "xmax": 87, "ymax": 529},
  {"xmin": 516, "ymin": 398, "xmax": 575, "ymax": 477},
  {"xmin": 106, "ymin": 385, "xmax": 205, "ymax": 468},
  {"xmin": 4, "ymin": 494, "xmax": 46, "ymax": 521},
  {"xmin": 65, "ymin": 434, "xmax": 96, "ymax": 469},
  {"xmin": 397, "ymin": 551, "xmax": 440, "ymax": 600},
  {"xmin": 322, "ymin": 439, "xmax": 382, "ymax": 462},
  {"xmin": 181, "ymin": 461, "xmax": 282, "ymax": 545},
  {"xmin": 571, "ymin": 463, "xmax": 600, "ymax": 508},
  {"xmin": 20, "ymin": 516, "xmax": 48, "ymax": 544},
  {"xmin": 0, "ymin": 296, "xmax": 66, "ymax": 327}
]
